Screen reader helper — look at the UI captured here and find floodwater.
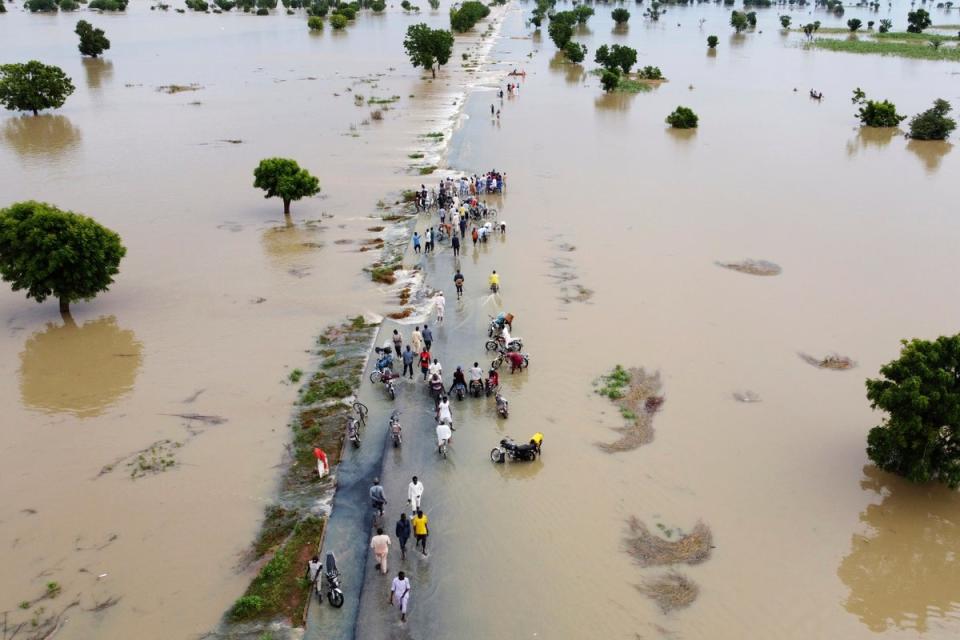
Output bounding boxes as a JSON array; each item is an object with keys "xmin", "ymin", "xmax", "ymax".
[
  {"xmin": 2, "ymin": 0, "xmax": 960, "ymax": 639},
  {"xmin": 0, "ymin": 3, "xmax": 495, "ymax": 638}
]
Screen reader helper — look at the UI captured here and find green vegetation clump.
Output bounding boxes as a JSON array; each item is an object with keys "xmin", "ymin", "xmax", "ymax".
[
  {"xmin": 908, "ymin": 99, "xmax": 956, "ymax": 140},
  {"xmin": 371, "ymin": 0, "xmax": 385, "ymax": 10},
  {"xmin": 907, "ymin": 7, "xmax": 931, "ymax": 33},
  {"xmin": 851, "ymin": 88, "xmax": 905, "ymax": 128},
  {"xmin": 779, "ymin": 15, "xmax": 791, "ymax": 29},
  {"xmin": 730, "ymin": 10, "xmax": 748, "ymax": 33},
  {"xmin": 253, "ymin": 158, "xmax": 321, "ymax": 215},
  {"xmin": 547, "ymin": 10, "xmax": 576, "ymax": 48},
  {"xmin": 595, "ymin": 43, "xmax": 637, "ymax": 73},
  {"xmin": 638, "ymin": 65, "xmax": 663, "ymax": 80},
  {"xmin": 612, "ymin": 7, "xmax": 630, "ymax": 24},
  {"xmin": 878, "ymin": 18, "xmax": 891, "ymax": 33},
  {"xmin": 600, "ymin": 69, "xmax": 619, "ymax": 92},
  {"xmin": 847, "ymin": 18, "xmax": 862, "ymax": 32},
  {"xmin": 563, "ymin": 41, "xmax": 587, "ymax": 63},
  {"xmin": 807, "ymin": 37, "xmax": 960, "ymax": 61},
  {"xmin": 89, "ymin": 0, "xmax": 129, "ymax": 10},
  {"xmin": 308, "ymin": 15, "xmax": 323, "ymax": 29},
  {"xmin": 866, "ymin": 335, "xmax": 960, "ymax": 488},
  {"xmin": 289, "ymin": 369, "xmax": 304, "ymax": 383},
  {"xmin": 418, "ymin": 165, "xmax": 438, "ymax": 175},
  {"xmin": 573, "ymin": 4, "xmax": 593, "ymax": 24},
  {"xmin": 76, "ymin": 21, "xmax": 111, "ymax": 58},
  {"xmin": 59, "ymin": 0, "xmax": 80, "ymax": 10},
  {"xmin": 25, "ymin": 0, "xmax": 58, "ymax": 11},
  {"xmin": 596, "ymin": 365, "xmax": 632, "ymax": 399},
  {"xmin": 450, "ymin": 0, "xmax": 489, "ymax": 32},
  {"xmin": 666, "ymin": 106, "xmax": 698, "ymax": 129},
  {"xmin": 403, "ymin": 23, "xmax": 455, "ymax": 78},
  {"xmin": 707, "ymin": 34, "xmax": 719, "ymax": 48},
  {"xmin": 330, "ymin": 12, "xmax": 348, "ymax": 28},
  {"xmin": 186, "ymin": 0, "xmax": 210, "ymax": 9}
]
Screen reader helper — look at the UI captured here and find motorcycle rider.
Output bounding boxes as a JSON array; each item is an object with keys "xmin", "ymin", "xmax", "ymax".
[
  {"xmin": 486, "ymin": 368, "xmax": 500, "ymax": 394},
  {"xmin": 428, "ymin": 373, "xmax": 444, "ymax": 405},
  {"xmin": 448, "ymin": 366, "xmax": 467, "ymax": 396},
  {"xmin": 469, "ymin": 361, "xmax": 484, "ymax": 394},
  {"xmin": 488, "ymin": 269, "xmax": 500, "ymax": 291},
  {"xmin": 437, "ymin": 396, "xmax": 453, "ymax": 427}
]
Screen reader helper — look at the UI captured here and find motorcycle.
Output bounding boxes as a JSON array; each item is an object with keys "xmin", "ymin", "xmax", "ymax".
[
  {"xmin": 490, "ymin": 433, "xmax": 543, "ymax": 463},
  {"xmin": 484, "ymin": 378, "xmax": 499, "ymax": 397},
  {"xmin": 452, "ymin": 382, "xmax": 466, "ymax": 401},
  {"xmin": 485, "ymin": 335, "xmax": 523, "ymax": 352},
  {"xmin": 316, "ymin": 551, "xmax": 345, "ymax": 608},
  {"xmin": 489, "ymin": 282, "xmax": 499, "ymax": 293},
  {"xmin": 389, "ymin": 411, "xmax": 402, "ymax": 448},
  {"xmin": 495, "ymin": 393, "xmax": 509, "ymax": 419},
  {"xmin": 491, "ymin": 351, "xmax": 530, "ymax": 371},
  {"xmin": 381, "ymin": 371, "xmax": 397, "ymax": 401},
  {"xmin": 468, "ymin": 379, "xmax": 484, "ymax": 398},
  {"xmin": 369, "ymin": 348, "xmax": 394, "ymax": 384},
  {"xmin": 347, "ymin": 416, "xmax": 361, "ymax": 448},
  {"xmin": 488, "ymin": 314, "xmax": 514, "ymax": 338}
]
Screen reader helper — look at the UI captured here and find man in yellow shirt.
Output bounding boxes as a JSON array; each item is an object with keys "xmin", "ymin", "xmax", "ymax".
[{"xmin": 411, "ymin": 509, "xmax": 429, "ymax": 557}]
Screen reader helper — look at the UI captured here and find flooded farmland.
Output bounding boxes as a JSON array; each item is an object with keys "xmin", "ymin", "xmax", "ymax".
[{"xmin": 2, "ymin": 0, "xmax": 960, "ymax": 638}]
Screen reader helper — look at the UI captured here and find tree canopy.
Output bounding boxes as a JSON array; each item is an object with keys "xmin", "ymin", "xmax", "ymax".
[
  {"xmin": 851, "ymin": 88, "xmax": 905, "ymax": 128},
  {"xmin": 403, "ymin": 23, "xmax": 454, "ymax": 78},
  {"xmin": 866, "ymin": 335, "xmax": 960, "ymax": 488},
  {"xmin": 76, "ymin": 20, "xmax": 111, "ymax": 58},
  {"xmin": 253, "ymin": 158, "xmax": 321, "ymax": 215},
  {"xmin": 666, "ymin": 106, "xmax": 698, "ymax": 129},
  {"xmin": 0, "ymin": 61, "xmax": 75, "ymax": 116},
  {"xmin": 548, "ymin": 12, "xmax": 576, "ymax": 49},
  {"xmin": 730, "ymin": 10, "xmax": 748, "ymax": 33},
  {"xmin": 449, "ymin": 0, "xmax": 489, "ymax": 32},
  {"xmin": 906, "ymin": 8, "xmax": 931, "ymax": 33},
  {"xmin": 908, "ymin": 99, "xmax": 957, "ymax": 140},
  {"xmin": 611, "ymin": 8, "xmax": 630, "ymax": 24},
  {"xmin": 595, "ymin": 44, "xmax": 637, "ymax": 74},
  {"xmin": 0, "ymin": 201, "xmax": 126, "ymax": 314}
]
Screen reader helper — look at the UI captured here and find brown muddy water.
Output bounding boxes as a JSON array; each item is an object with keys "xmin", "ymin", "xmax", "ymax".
[{"xmin": 2, "ymin": 0, "xmax": 960, "ymax": 639}]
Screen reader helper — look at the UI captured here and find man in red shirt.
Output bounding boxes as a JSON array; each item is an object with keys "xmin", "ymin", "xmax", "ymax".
[{"xmin": 507, "ymin": 351, "xmax": 525, "ymax": 373}]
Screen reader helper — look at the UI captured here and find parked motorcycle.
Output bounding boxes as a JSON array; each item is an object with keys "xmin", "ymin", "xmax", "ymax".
[
  {"xmin": 382, "ymin": 371, "xmax": 397, "ymax": 401},
  {"xmin": 495, "ymin": 393, "xmax": 509, "ymax": 419},
  {"xmin": 347, "ymin": 416, "xmax": 361, "ymax": 448},
  {"xmin": 485, "ymin": 336, "xmax": 523, "ymax": 352},
  {"xmin": 490, "ymin": 433, "xmax": 543, "ymax": 463},
  {"xmin": 369, "ymin": 348, "xmax": 394, "ymax": 383},
  {"xmin": 491, "ymin": 351, "xmax": 530, "ymax": 371},
  {"xmin": 389, "ymin": 411, "xmax": 402, "ymax": 448},
  {"xmin": 316, "ymin": 551, "xmax": 345, "ymax": 608}
]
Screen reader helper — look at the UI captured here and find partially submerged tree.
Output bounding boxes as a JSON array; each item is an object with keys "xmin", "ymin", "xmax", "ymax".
[
  {"xmin": 666, "ymin": 106, "xmax": 698, "ymax": 129},
  {"xmin": 253, "ymin": 158, "xmax": 321, "ymax": 215},
  {"xmin": 307, "ymin": 15, "xmax": 323, "ymax": 29},
  {"xmin": 906, "ymin": 8, "xmax": 931, "ymax": 33},
  {"xmin": 600, "ymin": 69, "xmax": 620, "ymax": 92},
  {"xmin": 745, "ymin": 10, "xmax": 757, "ymax": 27},
  {"xmin": 707, "ymin": 34, "xmax": 719, "ymax": 48},
  {"xmin": 595, "ymin": 43, "xmax": 637, "ymax": 74},
  {"xmin": 779, "ymin": 15, "xmax": 791, "ymax": 29},
  {"xmin": 612, "ymin": 8, "xmax": 630, "ymax": 24},
  {"xmin": 24, "ymin": 0, "xmax": 58, "ymax": 11},
  {"xmin": 449, "ymin": 0, "xmax": 489, "ymax": 32},
  {"xmin": 548, "ymin": 11, "xmax": 576, "ymax": 48},
  {"xmin": 851, "ymin": 88, "xmax": 906, "ymax": 127},
  {"xmin": 866, "ymin": 335, "xmax": 960, "ymax": 488},
  {"xmin": 330, "ymin": 12, "xmax": 347, "ymax": 28},
  {"xmin": 801, "ymin": 21, "xmax": 821, "ymax": 38},
  {"xmin": 0, "ymin": 61, "xmax": 75, "ymax": 116},
  {"xmin": 908, "ymin": 99, "xmax": 957, "ymax": 140},
  {"xmin": 403, "ymin": 23, "xmax": 454, "ymax": 78},
  {"xmin": 0, "ymin": 201, "xmax": 126, "ymax": 315},
  {"xmin": 730, "ymin": 10, "xmax": 749, "ymax": 33},
  {"xmin": 563, "ymin": 41, "xmax": 587, "ymax": 63},
  {"xmin": 75, "ymin": 20, "xmax": 111, "ymax": 58},
  {"xmin": 847, "ymin": 17, "xmax": 862, "ymax": 31},
  {"xmin": 573, "ymin": 4, "xmax": 593, "ymax": 24},
  {"xmin": 878, "ymin": 18, "xmax": 892, "ymax": 33}
]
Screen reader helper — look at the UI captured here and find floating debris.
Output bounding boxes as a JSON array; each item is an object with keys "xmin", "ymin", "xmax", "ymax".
[
  {"xmin": 799, "ymin": 352, "xmax": 856, "ymax": 370},
  {"xmin": 156, "ymin": 83, "xmax": 203, "ymax": 94},
  {"xmin": 624, "ymin": 517, "xmax": 713, "ymax": 567},
  {"xmin": 162, "ymin": 413, "xmax": 227, "ymax": 425},
  {"xmin": 732, "ymin": 390, "xmax": 761, "ymax": 403},
  {"xmin": 595, "ymin": 366, "xmax": 664, "ymax": 452},
  {"xmin": 715, "ymin": 259, "xmax": 782, "ymax": 276},
  {"xmin": 638, "ymin": 572, "xmax": 700, "ymax": 612}
]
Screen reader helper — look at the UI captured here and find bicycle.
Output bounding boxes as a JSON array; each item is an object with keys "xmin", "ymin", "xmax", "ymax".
[{"xmin": 353, "ymin": 401, "xmax": 368, "ymax": 425}]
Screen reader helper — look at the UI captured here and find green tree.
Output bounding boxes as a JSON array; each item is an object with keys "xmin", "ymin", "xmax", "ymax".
[
  {"xmin": 779, "ymin": 15, "xmax": 791, "ymax": 29},
  {"xmin": 638, "ymin": 65, "xmax": 662, "ymax": 80},
  {"xmin": 906, "ymin": 8, "xmax": 931, "ymax": 33},
  {"xmin": 851, "ymin": 88, "xmax": 905, "ymax": 127},
  {"xmin": 878, "ymin": 18, "xmax": 892, "ymax": 33},
  {"xmin": 75, "ymin": 20, "xmax": 111, "ymax": 58},
  {"xmin": 908, "ymin": 99, "xmax": 957, "ymax": 140},
  {"xmin": 449, "ymin": 0, "xmax": 489, "ymax": 32},
  {"xmin": 403, "ymin": 23, "xmax": 455, "ymax": 78},
  {"xmin": 0, "ymin": 61, "xmax": 75, "ymax": 116},
  {"xmin": 707, "ymin": 34, "xmax": 719, "ymax": 48},
  {"xmin": 600, "ymin": 69, "xmax": 620, "ymax": 92},
  {"xmin": 866, "ymin": 335, "xmax": 960, "ymax": 488},
  {"xmin": 371, "ymin": 0, "xmax": 385, "ymax": 11},
  {"xmin": 330, "ymin": 12, "xmax": 347, "ymax": 27},
  {"xmin": 307, "ymin": 14, "xmax": 323, "ymax": 29},
  {"xmin": 0, "ymin": 1, "xmax": 6, "ymax": 13},
  {"xmin": 730, "ymin": 10, "xmax": 748, "ymax": 33},
  {"xmin": 548, "ymin": 18, "xmax": 574, "ymax": 48},
  {"xmin": 595, "ymin": 43, "xmax": 637, "ymax": 73},
  {"xmin": 573, "ymin": 4, "xmax": 593, "ymax": 24},
  {"xmin": 0, "ymin": 201, "xmax": 126, "ymax": 315},
  {"xmin": 665, "ymin": 105, "xmax": 698, "ymax": 129},
  {"xmin": 88, "ymin": 0, "xmax": 129, "ymax": 9},
  {"xmin": 611, "ymin": 8, "xmax": 630, "ymax": 24},
  {"xmin": 253, "ymin": 158, "xmax": 321, "ymax": 215},
  {"xmin": 745, "ymin": 10, "xmax": 757, "ymax": 27},
  {"xmin": 563, "ymin": 41, "xmax": 587, "ymax": 63},
  {"xmin": 25, "ymin": 0, "xmax": 58, "ymax": 11},
  {"xmin": 847, "ymin": 17, "xmax": 862, "ymax": 31}
]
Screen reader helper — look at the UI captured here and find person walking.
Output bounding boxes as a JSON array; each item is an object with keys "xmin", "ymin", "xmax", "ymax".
[
  {"xmin": 435, "ymin": 292, "xmax": 446, "ymax": 324},
  {"xmin": 401, "ymin": 345, "xmax": 415, "ymax": 379},
  {"xmin": 370, "ymin": 478, "xmax": 387, "ymax": 518},
  {"xmin": 490, "ymin": 103, "xmax": 495, "ymax": 116},
  {"xmin": 451, "ymin": 233, "xmax": 460, "ymax": 258},
  {"xmin": 471, "ymin": 226, "xmax": 479, "ymax": 247},
  {"xmin": 412, "ymin": 232, "xmax": 421, "ymax": 254},
  {"xmin": 424, "ymin": 228, "xmax": 432, "ymax": 254},
  {"xmin": 371, "ymin": 527, "xmax": 391, "ymax": 575},
  {"xmin": 419, "ymin": 348, "xmax": 431, "ymax": 381},
  {"xmin": 392, "ymin": 329, "xmax": 402, "ymax": 357},
  {"xmin": 411, "ymin": 326, "xmax": 424, "ymax": 354},
  {"xmin": 306, "ymin": 555, "xmax": 322, "ymax": 584},
  {"xmin": 395, "ymin": 513, "xmax": 411, "ymax": 560},
  {"xmin": 407, "ymin": 476, "xmax": 424, "ymax": 515},
  {"xmin": 389, "ymin": 571, "xmax": 412, "ymax": 622},
  {"xmin": 459, "ymin": 216, "xmax": 467, "ymax": 239},
  {"xmin": 422, "ymin": 324, "xmax": 433, "ymax": 351},
  {"xmin": 454, "ymin": 270, "xmax": 464, "ymax": 300},
  {"xmin": 412, "ymin": 509, "xmax": 429, "ymax": 556}
]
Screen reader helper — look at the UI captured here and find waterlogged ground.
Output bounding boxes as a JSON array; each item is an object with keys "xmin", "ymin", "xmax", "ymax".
[{"xmin": 2, "ymin": 0, "xmax": 960, "ymax": 639}]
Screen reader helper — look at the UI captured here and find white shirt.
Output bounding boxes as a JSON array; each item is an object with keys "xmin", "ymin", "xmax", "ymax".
[
  {"xmin": 435, "ymin": 295, "xmax": 445, "ymax": 311},
  {"xmin": 436, "ymin": 422, "xmax": 452, "ymax": 444},
  {"xmin": 407, "ymin": 481, "xmax": 424, "ymax": 503},
  {"xmin": 502, "ymin": 326, "xmax": 512, "ymax": 344},
  {"xmin": 307, "ymin": 559, "xmax": 322, "ymax": 582},
  {"xmin": 438, "ymin": 404, "xmax": 452, "ymax": 424},
  {"xmin": 469, "ymin": 366, "xmax": 483, "ymax": 381},
  {"xmin": 429, "ymin": 362, "xmax": 442, "ymax": 377}
]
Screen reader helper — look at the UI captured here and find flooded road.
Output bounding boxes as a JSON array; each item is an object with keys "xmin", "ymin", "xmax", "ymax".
[{"xmin": 3, "ymin": 0, "xmax": 960, "ymax": 638}]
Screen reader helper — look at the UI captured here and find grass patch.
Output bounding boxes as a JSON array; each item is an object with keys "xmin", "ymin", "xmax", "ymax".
[
  {"xmin": 321, "ymin": 357, "xmax": 343, "ymax": 369},
  {"xmin": 407, "ymin": 152, "xmax": 425, "ymax": 159},
  {"xmin": 594, "ymin": 366, "xmax": 664, "ymax": 452},
  {"xmin": 596, "ymin": 365, "xmax": 632, "ymax": 399},
  {"xmin": 615, "ymin": 77, "xmax": 654, "ymax": 93},
  {"xmin": 370, "ymin": 261, "xmax": 401, "ymax": 284},
  {"xmin": 806, "ymin": 37, "xmax": 960, "ymax": 61},
  {"xmin": 872, "ymin": 30, "xmax": 959, "ymax": 41},
  {"xmin": 368, "ymin": 95, "xmax": 401, "ymax": 104},
  {"xmin": 230, "ymin": 516, "xmax": 325, "ymax": 625},
  {"xmin": 421, "ymin": 131, "xmax": 444, "ymax": 139},
  {"xmin": 250, "ymin": 505, "xmax": 302, "ymax": 559},
  {"xmin": 288, "ymin": 368, "xmax": 303, "ymax": 383},
  {"xmin": 419, "ymin": 165, "xmax": 438, "ymax": 175}
]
